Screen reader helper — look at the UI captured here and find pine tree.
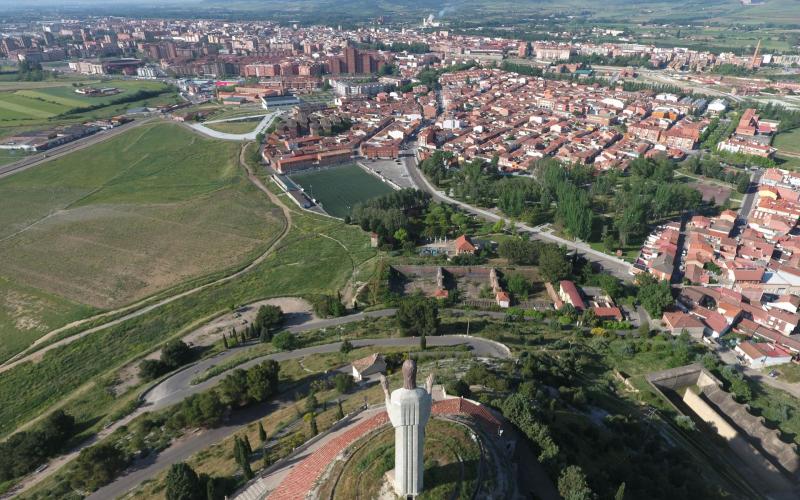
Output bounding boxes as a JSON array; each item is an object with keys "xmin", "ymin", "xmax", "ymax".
[
  {"xmin": 258, "ymin": 422, "xmax": 267, "ymax": 443},
  {"xmin": 222, "ymin": 333, "xmax": 229, "ymax": 349}
]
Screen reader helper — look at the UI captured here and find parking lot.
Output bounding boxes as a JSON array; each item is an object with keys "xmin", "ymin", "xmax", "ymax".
[{"xmin": 358, "ymin": 157, "xmax": 417, "ymax": 189}]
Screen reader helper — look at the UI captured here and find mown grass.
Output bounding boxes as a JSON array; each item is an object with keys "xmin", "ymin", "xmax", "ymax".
[
  {"xmin": 773, "ymin": 128, "xmax": 800, "ymax": 155},
  {"xmin": 0, "ymin": 122, "xmax": 282, "ymax": 360}
]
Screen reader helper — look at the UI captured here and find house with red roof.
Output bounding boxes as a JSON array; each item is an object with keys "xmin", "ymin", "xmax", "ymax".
[
  {"xmin": 735, "ymin": 342, "xmax": 793, "ymax": 369},
  {"xmin": 453, "ymin": 235, "xmax": 477, "ymax": 256},
  {"xmin": 558, "ymin": 280, "xmax": 586, "ymax": 310},
  {"xmin": 662, "ymin": 311, "xmax": 706, "ymax": 338}
]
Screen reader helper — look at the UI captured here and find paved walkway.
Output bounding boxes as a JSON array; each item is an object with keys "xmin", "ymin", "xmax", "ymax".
[{"xmin": 244, "ymin": 399, "xmax": 506, "ymax": 500}]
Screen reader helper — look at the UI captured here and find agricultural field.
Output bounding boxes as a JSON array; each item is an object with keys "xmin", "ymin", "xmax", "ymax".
[
  {"xmin": 0, "ymin": 79, "xmax": 177, "ymax": 133},
  {"xmin": 290, "ymin": 164, "xmax": 395, "ymax": 218},
  {"xmin": 773, "ymin": 128, "xmax": 800, "ymax": 155},
  {"xmin": 0, "ymin": 197, "xmax": 374, "ymax": 438},
  {"xmin": 0, "ymin": 122, "xmax": 284, "ymax": 360}
]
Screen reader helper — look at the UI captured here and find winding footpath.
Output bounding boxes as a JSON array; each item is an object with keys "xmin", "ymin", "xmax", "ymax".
[{"xmin": 87, "ymin": 328, "xmax": 509, "ymax": 500}]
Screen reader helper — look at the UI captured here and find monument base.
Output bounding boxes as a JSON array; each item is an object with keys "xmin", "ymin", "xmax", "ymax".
[{"xmin": 381, "ymin": 469, "xmax": 417, "ymax": 499}]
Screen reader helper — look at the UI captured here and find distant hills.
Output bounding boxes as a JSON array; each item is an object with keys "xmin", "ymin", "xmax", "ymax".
[{"xmin": 1, "ymin": 0, "xmax": 798, "ymax": 26}]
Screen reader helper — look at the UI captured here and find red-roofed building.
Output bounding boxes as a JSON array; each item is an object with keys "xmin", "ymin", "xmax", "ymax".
[
  {"xmin": 662, "ymin": 311, "xmax": 706, "ymax": 337},
  {"xmin": 735, "ymin": 342, "xmax": 793, "ymax": 368},
  {"xmin": 558, "ymin": 280, "xmax": 586, "ymax": 310},
  {"xmin": 453, "ymin": 235, "xmax": 477, "ymax": 255}
]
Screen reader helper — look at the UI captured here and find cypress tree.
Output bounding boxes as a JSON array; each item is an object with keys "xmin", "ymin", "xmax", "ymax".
[
  {"xmin": 336, "ymin": 399, "xmax": 345, "ymax": 419},
  {"xmin": 258, "ymin": 422, "xmax": 267, "ymax": 443}
]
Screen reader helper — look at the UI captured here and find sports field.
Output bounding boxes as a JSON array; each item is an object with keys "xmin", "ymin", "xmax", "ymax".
[
  {"xmin": 289, "ymin": 164, "xmax": 394, "ymax": 218},
  {"xmin": 0, "ymin": 122, "xmax": 283, "ymax": 361}
]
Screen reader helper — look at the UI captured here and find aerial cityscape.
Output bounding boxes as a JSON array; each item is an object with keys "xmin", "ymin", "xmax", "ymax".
[{"xmin": 2, "ymin": 1, "xmax": 800, "ymax": 499}]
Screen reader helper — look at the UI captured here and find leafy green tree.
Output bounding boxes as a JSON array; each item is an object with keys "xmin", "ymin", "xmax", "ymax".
[
  {"xmin": 334, "ymin": 373, "xmax": 355, "ymax": 394},
  {"xmin": 340, "ymin": 339, "xmax": 354, "ymax": 354},
  {"xmin": 445, "ymin": 379, "xmax": 471, "ymax": 397},
  {"xmin": 737, "ymin": 175, "xmax": 751, "ymax": 194},
  {"xmin": 139, "ymin": 359, "xmax": 168, "ymax": 381},
  {"xmin": 246, "ymin": 360, "xmax": 280, "ymax": 402},
  {"xmin": 251, "ymin": 305, "xmax": 284, "ymax": 342},
  {"xmin": 506, "ymin": 273, "xmax": 531, "ymax": 301},
  {"xmin": 539, "ymin": 245, "xmax": 572, "ymax": 283},
  {"xmin": 218, "ymin": 369, "xmax": 250, "ymax": 407},
  {"xmin": 165, "ymin": 462, "xmax": 203, "ymax": 500},
  {"xmin": 71, "ymin": 442, "xmax": 129, "ymax": 491},
  {"xmin": 272, "ymin": 331, "xmax": 297, "ymax": 351},
  {"xmin": 161, "ymin": 340, "xmax": 193, "ymax": 369},
  {"xmin": 558, "ymin": 465, "xmax": 594, "ymax": 500},
  {"xmin": 635, "ymin": 274, "xmax": 673, "ymax": 317},
  {"xmin": 396, "ymin": 295, "xmax": 439, "ymax": 337}
]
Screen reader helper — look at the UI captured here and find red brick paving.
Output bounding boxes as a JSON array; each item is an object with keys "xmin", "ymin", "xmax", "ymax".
[{"xmin": 267, "ymin": 398, "xmax": 501, "ymax": 500}]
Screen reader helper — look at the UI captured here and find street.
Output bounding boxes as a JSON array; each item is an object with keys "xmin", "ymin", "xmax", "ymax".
[{"xmin": 400, "ymin": 150, "xmax": 634, "ymax": 280}]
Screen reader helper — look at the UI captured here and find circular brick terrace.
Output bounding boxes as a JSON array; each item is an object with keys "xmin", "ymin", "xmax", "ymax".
[{"xmin": 262, "ymin": 398, "xmax": 502, "ymax": 500}]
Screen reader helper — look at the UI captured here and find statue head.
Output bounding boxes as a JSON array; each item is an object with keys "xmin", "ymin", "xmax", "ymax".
[{"xmin": 401, "ymin": 359, "xmax": 417, "ymax": 390}]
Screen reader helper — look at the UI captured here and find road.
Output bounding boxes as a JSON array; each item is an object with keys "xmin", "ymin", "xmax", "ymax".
[
  {"xmin": 401, "ymin": 150, "xmax": 634, "ymax": 280},
  {"xmin": 738, "ymin": 170, "xmax": 762, "ymax": 221},
  {"xmin": 188, "ymin": 111, "xmax": 281, "ymax": 141},
  {"xmin": 0, "ymin": 142, "xmax": 292, "ymax": 376},
  {"xmin": 87, "ymin": 331, "xmax": 509, "ymax": 500},
  {"xmin": 0, "ymin": 117, "xmax": 155, "ymax": 180}
]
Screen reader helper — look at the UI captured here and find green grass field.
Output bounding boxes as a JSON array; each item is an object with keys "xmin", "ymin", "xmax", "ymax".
[
  {"xmin": 773, "ymin": 128, "xmax": 800, "ymax": 155},
  {"xmin": 0, "ymin": 79, "xmax": 178, "ymax": 133},
  {"xmin": 290, "ymin": 164, "xmax": 394, "ymax": 218},
  {"xmin": 0, "ymin": 148, "xmax": 29, "ymax": 166},
  {"xmin": 0, "ymin": 122, "xmax": 284, "ymax": 361},
  {"xmin": 204, "ymin": 119, "xmax": 260, "ymax": 134}
]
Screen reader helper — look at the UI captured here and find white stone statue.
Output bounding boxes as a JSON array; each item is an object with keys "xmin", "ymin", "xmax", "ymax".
[{"xmin": 380, "ymin": 360, "xmax": 434, "ymax": 498}]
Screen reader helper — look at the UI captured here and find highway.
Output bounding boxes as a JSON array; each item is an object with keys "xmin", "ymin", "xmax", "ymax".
[{"xmin": 400, "ymin": 150, "xmax": 634, "ymax": 280}]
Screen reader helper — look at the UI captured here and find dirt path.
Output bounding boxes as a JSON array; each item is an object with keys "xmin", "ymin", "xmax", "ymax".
[{"xmin": 0, "ymin": 143, "xmax": 292, "ymax": 374}]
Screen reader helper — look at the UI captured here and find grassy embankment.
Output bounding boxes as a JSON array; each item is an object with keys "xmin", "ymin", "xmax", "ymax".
[{"xmin": 0, "ymin": 122, "xmax": 282, "ymax": 363}]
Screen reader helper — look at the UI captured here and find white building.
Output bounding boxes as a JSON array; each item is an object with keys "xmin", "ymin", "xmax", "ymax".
[
  {"xmin": 735, "ymin": 342, "xmax": 793, "ymax": 369},
  {"xmin": 351, "ymin": 353, "xmax": 386, "ymax": 382}
]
